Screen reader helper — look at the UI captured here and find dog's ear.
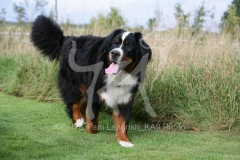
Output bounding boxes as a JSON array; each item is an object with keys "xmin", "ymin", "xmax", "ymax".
[{"xmin": 134, "ymin": 32, "xmax": 152, "ymax": 62}]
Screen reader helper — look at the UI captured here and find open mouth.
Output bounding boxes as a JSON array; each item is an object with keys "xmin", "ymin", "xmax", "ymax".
[{"xmin": 105, "ymin": 61, "xmax": 120, "ymax": 75}]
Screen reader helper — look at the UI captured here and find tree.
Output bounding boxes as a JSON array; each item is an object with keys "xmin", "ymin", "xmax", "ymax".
[
  {"xmin": 89, "ymin": 13, "xmax": 107, "ymax": 29},
  {"xmin": 49, "ymin": 9, "xmax": 55, "ymax": 20},
  {"xmin": 89, "ymin": 7, "xmax": 125, "ymax": 30},
  {"xmin": 174, "ymin": 3, "xmax": 190, "ymax": 35},
  {"xmin": 13, "ymin": 0, "xmax": 48, "ymax": 23},
  {"xmin": 28, "ymin": 0, "xmax": 48, "ymax": 21},
  {"xmin": 148, "ymin": 18, "xmax": 157, "ymax": 31},
  {"xmin": 0, "ymin": 8, "xmax": 6, "ymax": 25},
  {"xmin": 192, "ymin": 3, "xmax": 208, "ymax": 35},
  {"xmin": 13, "ymin": 3, "xmax": 27, "ymax": 24},
  {"xmin": 147, "ymin": 7, "xmax": 162, "ymax": 31},
  {"xmin": 107, "ymin": 7, "xmax": 125, "ymax": 28},
  {"xmin": 55, "ymin": 0, "xmax": 58, "ymax": 23},
  {"xmin": 221, "ymin": 0, "xmax": 240, "ymax": 35}
]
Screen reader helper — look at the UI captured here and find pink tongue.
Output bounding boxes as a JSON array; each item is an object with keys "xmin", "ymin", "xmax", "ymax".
[{"xmin": 105, "ymin": 63, "xmax": 119, "ymax": 74}]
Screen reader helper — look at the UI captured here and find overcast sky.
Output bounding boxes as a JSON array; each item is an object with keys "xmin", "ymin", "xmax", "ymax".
[{"xmin": 0, "ymin": 0, "xmax": 232, "ymax": 31}]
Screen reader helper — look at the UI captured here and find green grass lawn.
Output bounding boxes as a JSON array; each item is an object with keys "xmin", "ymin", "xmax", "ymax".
[{"xmin": 0, "ymin": 93, "xmax": 240, "ymax": 160}]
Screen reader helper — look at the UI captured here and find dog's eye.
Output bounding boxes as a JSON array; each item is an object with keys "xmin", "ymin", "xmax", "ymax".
[{"xmin": 113, "ymin": 39, "xmax": 120, "ymax": 47}]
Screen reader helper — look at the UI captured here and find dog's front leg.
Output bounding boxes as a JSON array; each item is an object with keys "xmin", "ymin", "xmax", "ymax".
[{"xmin": 113, "ymin": 105, "xmax": 134, "ymax": 147}]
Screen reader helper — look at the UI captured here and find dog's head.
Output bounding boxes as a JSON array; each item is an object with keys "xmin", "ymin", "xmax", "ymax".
[{"xmin": 104, "ymin": 29, "xmax": 151, "ymax": 74}]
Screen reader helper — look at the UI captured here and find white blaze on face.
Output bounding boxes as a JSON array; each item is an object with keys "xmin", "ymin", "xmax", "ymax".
[
  {"xmin": 105, "ymin": 31, "xmax": 131, "ymax": 75},
  {"xmin": 111, "ymin": 31, "xmax": 131, "ymax": 62},
  {"xmin": 120, "ymin": 31, "xmax": 130, "ymax": 48}
]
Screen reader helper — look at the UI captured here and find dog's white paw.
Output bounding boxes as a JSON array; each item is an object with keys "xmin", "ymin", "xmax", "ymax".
[
  {"xmin": 74, "ymin": 118, "xmax": 85, "ymax": 128},
  {"xmin": 119, "ymin": 141, "xmax": 134, "ymax": 147}
]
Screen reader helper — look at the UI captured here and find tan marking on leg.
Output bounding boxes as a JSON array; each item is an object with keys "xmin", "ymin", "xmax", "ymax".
[
  {"xmin": 79, "ymin": 97, "xmax": 87, "ymax": 120},
  {"xmin": 86, "ymin": 117, "xmax": 99, "ymax": 134},
  {"xmin": 71, "ymin": 84, "xmax": 87, "ymax": 127},
  {"xmin": 77, "ymin": 83, "xmax": 87, "ymax": 120},
  {"xmin": 79, "ymin": 83, "xmax": 86, "ymax": 95},
  {"xmin": 113, "ymin": 112, "xmax": 129, "ymax": 142},
  {"xmin": 72, "ymin": 101, "xmax": 81, "ymax": 124}
]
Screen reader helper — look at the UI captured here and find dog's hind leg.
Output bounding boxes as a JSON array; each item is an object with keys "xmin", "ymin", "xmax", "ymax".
[
  {"xmin": 72, "ymin": 84, "xmax": 87, "ymax": 128},
  {"xmin": 72, "ymin": 97, "xmax": 87, "ymax": 128},
  {"xmin": 58, "ymin": 73, "xmax": 87, "ymax": 128},
  {"xmin": 85, "ymin": 102, "xmax": 102, "ymax": 134}
]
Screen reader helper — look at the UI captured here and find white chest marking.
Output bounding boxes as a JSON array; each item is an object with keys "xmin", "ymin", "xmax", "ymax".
[{"xmin": 101, "ymin": 71, "xmax": 138, "ymax": 107}]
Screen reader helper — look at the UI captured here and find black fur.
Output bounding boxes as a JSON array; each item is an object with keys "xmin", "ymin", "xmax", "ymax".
[
  {"xmin": 31, "ymin": 15, "xmax": 64, "ymax": 60},
  {"xmin": 30, "ymin": 15, "xmax": 152, "ymax": 139}
]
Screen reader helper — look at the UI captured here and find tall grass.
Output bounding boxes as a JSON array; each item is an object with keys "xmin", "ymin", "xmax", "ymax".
[
  {"xmin": 0, "ymin": 24, "xmax": 239, "ymax": 131},
  {"xmin": 0, "ymin": 54, "xmax": 59, "ymax": 101}
]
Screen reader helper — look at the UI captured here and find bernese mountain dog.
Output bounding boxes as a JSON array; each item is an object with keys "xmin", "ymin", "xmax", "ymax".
[{"xmin": 30, "ymin": 15, "xmax": 152, "ymax": 147}]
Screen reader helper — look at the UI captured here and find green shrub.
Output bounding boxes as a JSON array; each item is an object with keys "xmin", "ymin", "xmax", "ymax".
[
  {"xmin": 0, "ymin": 54, "xmax": 60, "ymax": 102},
  {"xmin": 132, "ymin": 57, "xmax": 240, "ymax": 130},
  {"xmin": 1, "ymin": 52, "xmax": 239, "ymax": 131}
]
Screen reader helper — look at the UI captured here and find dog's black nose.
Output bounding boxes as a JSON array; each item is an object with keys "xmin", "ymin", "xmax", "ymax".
[{"xmin": 111, "ymin": 50, "xmax": 120, "ymax": 59}]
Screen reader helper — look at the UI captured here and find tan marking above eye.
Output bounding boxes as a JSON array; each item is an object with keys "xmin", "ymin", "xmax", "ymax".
[
  {"xmin": 116, "ymin": 39, "xmax": 120, "ymax": 43},
  {"xmin": 125, "ymin": 40, "xmax": 130, "ymax": 44}
]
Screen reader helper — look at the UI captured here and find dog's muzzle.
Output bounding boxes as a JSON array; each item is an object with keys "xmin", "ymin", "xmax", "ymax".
[{"xmin": 110, "ymin": 48, "xmax": 123, "ymax": 63}]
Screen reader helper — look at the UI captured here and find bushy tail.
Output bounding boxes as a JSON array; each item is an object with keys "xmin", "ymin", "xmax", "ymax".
[{"xmin": 30, "ymin": 15, "xmax": 64, "ymax": 61}]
